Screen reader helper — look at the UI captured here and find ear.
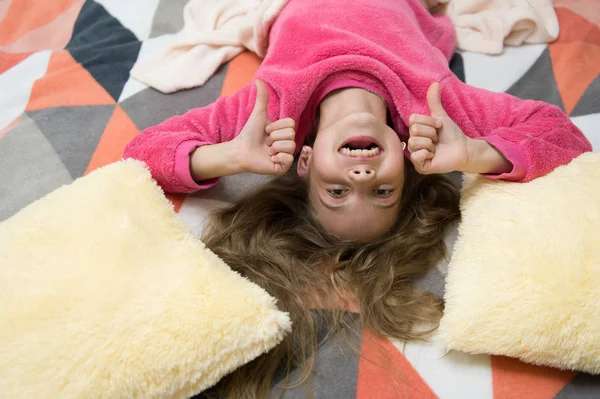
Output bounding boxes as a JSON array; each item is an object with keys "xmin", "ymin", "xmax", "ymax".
[{"xmin": 297, "ymin": 146, "xmax": 313, "ymax": 178}]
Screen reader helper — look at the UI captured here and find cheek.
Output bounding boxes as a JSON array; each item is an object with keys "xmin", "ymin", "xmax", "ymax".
[
  {"xmin": 311, "ymin": 149, "xmax": 341, "ymax": 179},
  {"xmin": 393, "ymin": 152, "xmax": 405, "ymax": 167},
  {"xmin": 382, "ymin": 154, "xmax": 406, "ymax": 183}
]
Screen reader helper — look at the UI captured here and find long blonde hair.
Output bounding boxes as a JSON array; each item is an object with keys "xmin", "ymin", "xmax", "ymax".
[{"xmin": 200, "ymin": 162, "xmax": 460, "ymax": 398}]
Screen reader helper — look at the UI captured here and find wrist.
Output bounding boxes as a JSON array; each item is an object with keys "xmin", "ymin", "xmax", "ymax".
[
  {"xmin": 464, "ymin": 138, "xmax": 513, "ymax": 175},
  {"xmin": 190, "ymin": 140, "xmax": 244, "ymax": 181}
]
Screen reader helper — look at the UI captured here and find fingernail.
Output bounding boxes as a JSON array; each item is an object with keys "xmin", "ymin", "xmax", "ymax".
[{"xmin": 436, "ymin": 120, "xmax": 442, "ymax": 128}]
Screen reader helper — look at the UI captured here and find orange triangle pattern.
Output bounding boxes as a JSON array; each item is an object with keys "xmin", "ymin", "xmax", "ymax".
[
  {"xmin": 550, "ymin": 7, "xmax": 600, "ymax": 115},
  {"xmin": 357, "ymin": 330, "xmax": 438, "ymax": 399},
  {"xmin": 491, "ymin": 356, "xmax": 575, "ymax": 399},
  {"xmin": 165, "ymin": 193, "xmax": 186, "ymax": 214},
  {"xmin": 26, "ymin": 50, "xmax": 115, "ymax": 111},
  {"xmin": 220, "ymin": 52, "xmax": 262, "ymax": 97},
  {"xmin": 0, "ymin": 51, "xmax": 31, "ymax": 74},
  {"xmin": 85, "ymin": 105, "xmax": 139, "ymax": 175},
  {"xmin": 0, "ymin": 0, "xmax": 79, "ymax": 46},
  {"xmin": 84, "ymin": 105, "xmax": 186, "ymax": 212},
  {"xmin": 0, "ymin": 0, "xmax": 84, "ymax": 54}
]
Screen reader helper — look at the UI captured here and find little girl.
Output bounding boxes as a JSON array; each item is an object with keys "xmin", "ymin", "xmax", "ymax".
[
  {"xmin": 125, "ymin": 0, "xmax": 590, "ymax": 243},
  {"xmin": 125, "ymin": 0, "xmax": 591, "ymax": 396}
]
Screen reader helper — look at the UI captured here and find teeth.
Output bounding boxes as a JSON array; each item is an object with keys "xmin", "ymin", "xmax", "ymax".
[{"xmin": 340, "ymin": 147, "xmax": 381, "ymax": 157}]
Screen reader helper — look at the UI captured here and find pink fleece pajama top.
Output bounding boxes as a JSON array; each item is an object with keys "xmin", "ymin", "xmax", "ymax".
[{"xmin": 123, "ymin": 0, "xmax": 592, "ymax": 193}]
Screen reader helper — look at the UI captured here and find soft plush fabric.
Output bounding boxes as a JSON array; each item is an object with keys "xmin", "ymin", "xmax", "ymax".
[
  {"xmin": 438, "ymin": 0, "xmax": 559, "ymax": 54},
  {"xmin": 440, "ymin": 152, "xmax": 600, "ymax": 374},
  {"xmin": 130, "ymin": 0, "xmax": 289, "ymax": 94},
  {"xmin": 0, "ymin": 160, "xmax": 291, "ymax": 399},
  {"xmin": 123, "ymin": 0, "xmax": 591, "ymax": 194}
]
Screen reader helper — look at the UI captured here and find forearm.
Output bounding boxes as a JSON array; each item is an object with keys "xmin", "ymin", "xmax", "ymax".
[
  {"xmin": 464, "ymin": 138, "xmax": 513, "ymax": 175},
  {"xmin": 190, "ymin": 141, "xmax": 244, "ymax": 181},
  {"xmin": 124, "ymin": 125, "xmax": 213, "ymax": 193}
]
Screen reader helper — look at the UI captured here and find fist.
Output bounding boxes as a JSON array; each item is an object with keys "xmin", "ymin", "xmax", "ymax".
[
  {"xmin": 408, "ymin": 82, "xmax": 469, "ymax": 175},
  {"xmin": 235, "ymin": 80, "xmax": 296, "ymax": 176},
  {"xmin": 265, "ymin": 118, "xmax": 296, "ymax": 169}
]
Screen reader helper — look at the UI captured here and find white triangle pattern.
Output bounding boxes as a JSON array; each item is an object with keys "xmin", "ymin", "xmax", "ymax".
[
  {"xmin": 394, "ymin": 333, "xmax": 494, "ymax": 399},
  {"xmin": 95, "ymin": 0, "xmax": 161, "ymax": 41},
  {"xmin": 0, "ymin": 51, "xmax": 51, "ymax": 132},
  {"xmin": 571, "ymin": 113, "xmax": 600, "ymax": 152},
  {"xmin": 119, "ymin": 34, "xmax": 177, "ymax": 103},
  {"xmin": 177, "ymin": 196, "xmax": 231, "ymax": 238},
  {"xmin": 461, "ymin": 44, "xmax": 547, "ymax": 93}
]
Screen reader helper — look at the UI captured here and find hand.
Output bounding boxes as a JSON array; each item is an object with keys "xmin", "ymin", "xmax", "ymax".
[
  {"xmin": 234, "ymin": 80, "xmax": 296, "ymax": 176},
  {"xmin": 408, "ymin": 82, "xmax": 470, "ymax": 175},
  {"xmin": 408, "ymin": 82, "xmax": 512, "ymax": 176}
]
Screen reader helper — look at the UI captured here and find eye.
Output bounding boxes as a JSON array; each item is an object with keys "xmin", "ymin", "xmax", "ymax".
[
  {"xmin": 373, "ymin": 188, "xmax": 394, "ymax": 198},
  {"xmin": 327, "ymin": 188, "xmax": 348, "ymax": 198}
]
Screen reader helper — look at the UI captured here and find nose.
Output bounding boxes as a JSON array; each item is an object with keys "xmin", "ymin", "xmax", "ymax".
[{"xmin": 348, "ymin": 166, "xmax": 375, "ymax": 182}]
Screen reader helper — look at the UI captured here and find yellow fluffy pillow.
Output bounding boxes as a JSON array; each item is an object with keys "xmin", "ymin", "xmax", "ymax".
[
  {"xmin": 0, "ymin": 160, "xmax": 291, "ymax": 399},
  {"xmin": 440, "ymin": 152, "xmax": 600, "ymax": 374}
]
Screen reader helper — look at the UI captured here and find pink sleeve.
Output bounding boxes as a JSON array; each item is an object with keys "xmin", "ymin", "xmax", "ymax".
[
  {"xmin": 429, "ymin": 14, "xmax": 456, "ymax": 63},
  {"xmin": 123, "ymin": 84, "xmax": 255, "ymax": 193},
  {"xmin": 438, "ymin": 75, "xmax": 592, "ymax": 182}
]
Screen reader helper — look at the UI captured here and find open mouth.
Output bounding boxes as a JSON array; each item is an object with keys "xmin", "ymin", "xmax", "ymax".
[{"xmin": 338, "ymin": 136, "xmax": 382, "ymax": 158}]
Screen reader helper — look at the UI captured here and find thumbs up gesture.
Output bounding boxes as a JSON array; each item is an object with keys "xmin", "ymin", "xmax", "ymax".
[
  {"xmin": 408, "ymin": 82, "xmax": 470, "ymax": 175},
  {"xmin": 234, "ymin": 80, "xmax": 296, "ymax": 176}
]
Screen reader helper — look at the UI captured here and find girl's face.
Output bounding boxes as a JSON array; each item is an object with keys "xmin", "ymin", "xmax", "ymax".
[{"xmin": 297, "ymin": 112, "xmax": 406, "ymax": 242}]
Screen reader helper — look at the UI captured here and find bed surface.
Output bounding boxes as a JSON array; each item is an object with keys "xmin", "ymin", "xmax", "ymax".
[{"xmin": 1, "ymin": 0, "xmax": 599, "ymax": 397}]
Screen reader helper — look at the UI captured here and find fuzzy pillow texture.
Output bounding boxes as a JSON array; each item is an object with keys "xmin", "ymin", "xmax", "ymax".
[
  {"xmin": 440, "ymin": 152, "xmax": 600, "ymax": 374},
  {"xmin": 0, "ymin": 160, "xmax": 291, "ymax": 399}
]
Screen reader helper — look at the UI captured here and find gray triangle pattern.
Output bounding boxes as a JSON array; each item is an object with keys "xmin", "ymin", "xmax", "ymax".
[
  {"xmin": 27, "ymin": 105, "xmax": 116, "ymax": 179},
  {"xmin": 554, "ymin": 373, "xmax": 600, "ymax": 399},
  {"xmin": 149, "ymin": 0, "xmax": 187, "ymax": 38},
  {"xmin": 120, "ymin": 63, "xmax": 227, "ymax": 131},
  {"xmin": 0, "ymin": 114, "xmax": 73, "ymax": 222},
  {"xmin": 506, "ymin": 48, "xmax": 565, "ymax": 111},
  {"xmin": 571, "ymin": 74, "xmax": 600, "ymax": 117},
  {"xmin": 270, "ymin": 313, "xmax": 362, "ymax": 399}
]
